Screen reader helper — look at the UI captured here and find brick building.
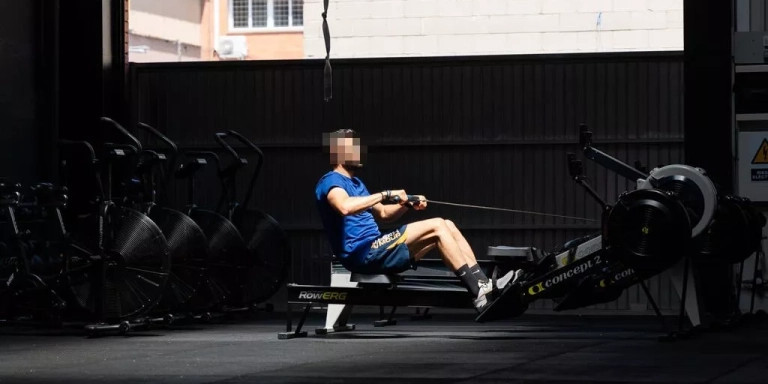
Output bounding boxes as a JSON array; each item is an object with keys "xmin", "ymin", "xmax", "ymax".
[{"xmin": 129, "ymin": 0, "xmax": 305, "ymax": 62}]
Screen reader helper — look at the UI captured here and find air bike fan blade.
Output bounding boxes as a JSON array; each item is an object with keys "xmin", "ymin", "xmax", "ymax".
[
  {"xmin": 70, "ymin": 208, "xmax": 170, "ymax": 320},
  {"xmin": 189, "ymin": 209, "xmax": 248, "ymax": 307},
  {"xmin": 148, "ymin": 207, "xmax": 211, "ymax": 311},
  {"xmin": 233, "ymin": 209, "xmax": 291, "ymax": 304},
  {"xmin": 104, "ymin": 207, "xmax": 170, "ymax": 320}
]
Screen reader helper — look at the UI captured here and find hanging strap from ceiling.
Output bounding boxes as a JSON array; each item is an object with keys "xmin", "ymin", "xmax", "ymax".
[{"xmin": 322, "ymin": 0, "xmax": 332, "ymax": 101}]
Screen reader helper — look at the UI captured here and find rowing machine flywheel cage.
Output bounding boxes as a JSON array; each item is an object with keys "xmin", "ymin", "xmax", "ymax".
[
  {"xmin": 638, "ymin": 165, "xmax": 717, "ymax": 238},
  {"xmin": 693, "ymin": 195, "xmax": 766, "ymax": 264},
  {"xmin": 605, "ymin": 188, "xmax": 691, "ymax": 273},
  {"xmin": 743, "ymin": 198, "xmax": 767, "ymax": 247}
]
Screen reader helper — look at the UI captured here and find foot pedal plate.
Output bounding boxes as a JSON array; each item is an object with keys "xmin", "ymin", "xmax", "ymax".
[{"xmin": 474, "ymin": 284, "xmax": 528, "ymax": 323}]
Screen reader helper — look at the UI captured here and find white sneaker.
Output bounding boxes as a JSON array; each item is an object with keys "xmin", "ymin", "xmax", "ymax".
[
  {"xmin": 478, "ymin": 279, "xmax": 493, "ymax": 296},
  {"xmin": 494, "ymin": 269, "xmax": 522, "ymax": 291},
  {"xmin": 473, "ymin": 280, "xmax": 494, "ymax": 311},
  {"xmin": 473, "ymin": 295, "xmax": 487, "ymax": 310}
]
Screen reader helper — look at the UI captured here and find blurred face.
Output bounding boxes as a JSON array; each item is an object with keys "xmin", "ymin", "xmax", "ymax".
[{"xmin": 324, "ymin": 132, "xmax": 364, "ymax": 168}]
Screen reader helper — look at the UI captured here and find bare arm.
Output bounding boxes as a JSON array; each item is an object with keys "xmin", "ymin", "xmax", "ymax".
[
  {"xmin": 327, "ymin": 187, "xmax": 425, "ymax": 223},
  {"xmin": 372, "ymin": 203, "xmax": 410, "ymax": 223},
  {"xmin": 372, "ymin": 194, "xmax": 428, "ymax": 223},
  {"xmin": 327, "ymin": 187, "xmax": 388, "ymax": 216}
]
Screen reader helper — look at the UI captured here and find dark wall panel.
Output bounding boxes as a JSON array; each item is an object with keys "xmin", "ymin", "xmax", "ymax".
[
  {"xmin": 684, "ymin": 0, "xmax": 732, "ymax": 193},
  {"xmin": 131, "ymin": 52, "xmax": 685, "ymax": 311},
  {"xmin": 0, "ymin": 1, "xmax": 38, "ymax": 185}
]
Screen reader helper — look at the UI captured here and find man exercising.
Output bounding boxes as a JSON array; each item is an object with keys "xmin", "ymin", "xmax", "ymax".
[{"xmin": 314, "ymin": 129, "xmax": 519, "ymax": 312}]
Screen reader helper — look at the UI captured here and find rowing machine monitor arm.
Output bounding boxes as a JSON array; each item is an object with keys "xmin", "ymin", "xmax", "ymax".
[
  {"xmin": 567, "ymin": 153, "xmax": 610, "ymax": 213},
  {"xmin": 579, "ymin": 124, "xmax": 648, "ymax": 183}
]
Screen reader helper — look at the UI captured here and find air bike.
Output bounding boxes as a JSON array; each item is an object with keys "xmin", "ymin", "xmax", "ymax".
[{"xmin": 278, "ymin": 124, "xmax": 765, "ymax": 340}]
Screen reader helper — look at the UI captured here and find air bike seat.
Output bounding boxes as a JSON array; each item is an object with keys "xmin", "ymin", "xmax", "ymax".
[{"xmin": 278, "ymin": 246, "xmax": 539, "ymax": 339}]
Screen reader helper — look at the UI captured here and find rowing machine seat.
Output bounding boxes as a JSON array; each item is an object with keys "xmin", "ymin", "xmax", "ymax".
[
  {"xmin": 350, "ymin": 273, "xmax": 394, "ymax": 284},
  {"xmin": 330, "ymin": 257, "xmax": 398, "ymax": 285}
]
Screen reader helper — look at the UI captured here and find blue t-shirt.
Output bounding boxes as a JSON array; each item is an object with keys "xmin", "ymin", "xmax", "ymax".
[{"xmin": 315, "ymin": 171, "xmax": 381, "ymax": 266}]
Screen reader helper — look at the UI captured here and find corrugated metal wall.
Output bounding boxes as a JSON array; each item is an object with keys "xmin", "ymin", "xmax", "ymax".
[
  {"xmin": 130, "ymin": 52, "xmax": 684, "ymax": 313},
  {"xmin": 736, "ymin": 0, "xmax": 768, "ymax": 31}
]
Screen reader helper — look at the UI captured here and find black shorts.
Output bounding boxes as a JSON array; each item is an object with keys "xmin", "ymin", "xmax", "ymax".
[{"xmin": 352, "ymin": 225, "xmax": 416, "ymax": 274}]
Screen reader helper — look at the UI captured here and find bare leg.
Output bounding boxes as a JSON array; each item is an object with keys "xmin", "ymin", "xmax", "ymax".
[
  {"xmin": 444, "ymin": 219, "xmax": 477, "ymax": 267},
  {"xmin": 404, "ymin": 218, "xmax": 503, "ymax": 307},
  {"xmin": 403, "ymin": 218, "xmax": 467, "ymax": 271},
  {"xmin": 412, "ymin": 243, "xmax": 437, "ymax": 261}
]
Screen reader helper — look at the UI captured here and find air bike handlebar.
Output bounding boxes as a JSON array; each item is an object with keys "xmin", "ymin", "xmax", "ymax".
[
  {"xmin": 225, "ymin": 130, "xmax": 264, "ymax": 169},
  {"xmin": 213, "ymin": 131, "xmax": 264, "ymax": 210},
  {"xmin": 101, "ymin": 117, "xmax": 143, "ymax": 154},
  {"xmin": 137, "ymin": 122, "xmax": 178, "ymax": 155},
  {"xmin": 136, "ymin": 122, "xmax": 180, "ymax": 184},
  {"xmin": 225, "ymin": 130, "xmax": 264, "ymax": 210},
  {"xmin": 214, "ymin": 132, "xmax": 245, "ymax": 170}
]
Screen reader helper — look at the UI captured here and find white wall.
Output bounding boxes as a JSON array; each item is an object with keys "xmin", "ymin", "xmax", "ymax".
[
  {"xmin": 129, "ymin": 0, "xmax": 203, "ymax": 46},
  {"xmin": 128, "ymin": 34, "xmax": 202, "ymax": 63},
  {"xmin": 304, "ymin": 0, "xmax": 684, "ymax": 58}
]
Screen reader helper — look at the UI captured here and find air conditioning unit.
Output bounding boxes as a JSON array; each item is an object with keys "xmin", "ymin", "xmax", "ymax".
[{"xmin": 216, "ymin": 36, "xmax": 248, "ymax": 60}]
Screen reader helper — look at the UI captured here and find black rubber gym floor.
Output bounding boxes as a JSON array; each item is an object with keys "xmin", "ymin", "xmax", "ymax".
[{"xmin": 1, "ymin": 312, "xmax": 767, "ymax": 383}]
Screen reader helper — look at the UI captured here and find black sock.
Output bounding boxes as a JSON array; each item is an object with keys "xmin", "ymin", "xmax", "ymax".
[
  {"xmin": 470, "ymin": 264, "xmax": 488, "ymax": 283},
  {"xmin": 455, "ymin": 264, "xmax": 480, "ymax": 297}
]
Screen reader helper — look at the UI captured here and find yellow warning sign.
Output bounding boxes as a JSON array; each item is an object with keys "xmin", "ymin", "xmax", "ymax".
[{"xmin": 751, "ymin": 139, "xmax": 768, "ymax": 164}]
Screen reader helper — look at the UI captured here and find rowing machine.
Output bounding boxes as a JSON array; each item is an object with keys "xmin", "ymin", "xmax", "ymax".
[
  {"xmin": 279, "ymin": 123, "xmax": 764, "ymax": 339},
  {"xmin": 278, "ymin": 159, "xmax": 701, "ymax": 337},
  {"xmin": 278, "ymin": 249, "xmax": 536, "ymax": 339},
  {"xmin": 479, "ymin": 124, "xmax": 765, "ymax": 331},
  {"xmin": 477, "ymin": 126, "xmax": 711, "ymax": 324},
  {"xmin": 580, "ymin": 124, "xmax": 765, "ymax": 327}
]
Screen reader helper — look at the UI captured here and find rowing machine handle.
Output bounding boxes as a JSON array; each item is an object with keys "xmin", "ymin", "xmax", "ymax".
[{"xmin": 387, "ymin": 194, "xmax": 422, "ymax": 206}]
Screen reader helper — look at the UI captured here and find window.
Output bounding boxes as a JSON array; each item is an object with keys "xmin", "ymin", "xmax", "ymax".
[{"xmin": 231, "ymin": 0, "xmax": 303, "ymax": 30}]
